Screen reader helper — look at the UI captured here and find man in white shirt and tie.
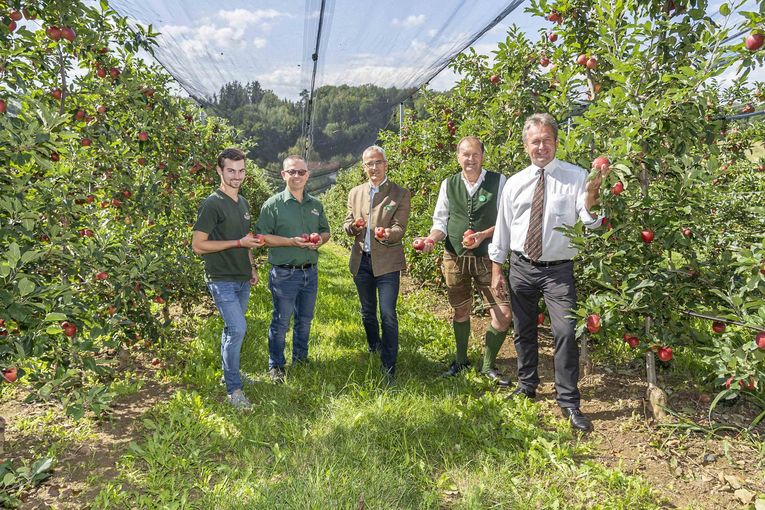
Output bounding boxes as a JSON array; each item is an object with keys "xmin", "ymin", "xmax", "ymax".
[{"xmin": 489, "ymin": 113, "xmax": 608, "ymax": 432}]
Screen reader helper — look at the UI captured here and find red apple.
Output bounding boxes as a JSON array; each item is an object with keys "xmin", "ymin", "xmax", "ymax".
[
  {"xmin": 95, "ymin": 271, "xmax": 109, "ymax": 281},
  {"xmin": 80, "ymin": 138, "xmax": 92, "ymax": 147},
  {"xmin": 463, "ymin": 229, "xmax": 476, "ymax": 247},
  {"xmin": 745, "ymin": 32, "xmax": 764, "ymax": 51},
  {"xmin": 85, "ymin": 194, "xmax": 95, "ymax": 204},
  {"xmin": 153, "ymin": 296, "xmax": 165, "ymax": 304},
  {"xmin": 0, "ymin": 99, "xmax": 6, "ymax": 114},
  {"xmin": 743, "ymin": 103, "xmax": 754, "ymax": 114},
  {"xmin": 109, "ymin": 67, "xmax": 120, "ymax": 79},
  {"xmin": 74, "ymin": 109, "xmax": 85, "ymax": 120},
  {"xmin": 96, "ymin": 105, "xmax": 106, "ymax": 114},
  {"xmin": 111, "ymin": 198, "xmax": 122, "ymax": 208},
  {"xmin": 537, "ymin": 313, "xmax": 545, "ymax": 325},
  {"xmin": 309, "ymin": 232, "xmax": 321, "ymax": 244},
  {"xmin": 547, "ymin": 10, "xmax": 562, "ymax": 23},
  {"xmin": 50, "ymin": 151, "xmax": 60, "ymax": 162},
  {"xmin": 712, "ymin": 321, "xmax": 726, "ymax": 334},
  {"xmin": 354, "ymin": 218, "xmax": 366, "ymax": 229},
  {"xmin": 96, "ymin": 67, "xmax": 106, "ymax": 78},
  {"xmin": 657, "ymin": 346, "xmax": 673, "ymax": 362},
  {"xmin": 255, "ymin": 234, "xmax": 265, "ymax": 243},
  {"xmin": 138, "ymin": 131, "xmax": 148, "ymax": 141},
  {"xmin": 61, "ymin": 26, "xmax": 76, "ymax": 42},
  {"xmin": 611, "ymin": 181, "xmax": 623, "ymax": 195},
  {"xmin": 300, "ymin": 233, "xmax": 310, "ymax": 242},
  {"xmin": 412, "ymin": 238, "xmax": 425, "ymax": 251},
  {"xmin": 756, "ymin": 332, "xmax": 765, "ymax": 350},
  {"xmin": 682, "ymin": 227, "xmax": 693, "ymax": 238},
  {"xmin": 107, "ymin": 305, "xmax": 117, "ymax": 316},
  {"xmin": 51, "ymin": 88, "xmax": 62, "ymax": 101},
  {"xmin": 375, "ymin": 227, "xmax": 385, "ymax": 239},
  {"xmin": 489, "ymin": 74, "xmax": 500, "ymax": 85},
  {"xmin": 46, "ymin": 25, "xmax": 62, "ymax": 41},
  {"xmin": 61, "ymin": 321, "xmax": 77, "ymax": 337},
  {"xmin": 7, "ymin": 20, "xmax": 16, "ymax": 32},
  {"xmin": 586, "ymin": 314, "xmax": 601, "ymax": 334},
  {"xmin": 576, "ymin": 54, "xmax": 588, "ymax": 66},
  {"xmin": 725, "ymin": 376, "xmax": 733, "ymax": 390},
  {"xmin": 625, "ymin": 336, "xmax": 640, "ymax": 349},
  {"xmin": 548, "ymin": 33, "xmax": 558, "ymax": 42},
  {"xmin": 122, "ymin": 190, "xmax": 132, "ymax": 199},
  {"xmin": 592, "ymin": 156, "xmax": 610, "ymax": 171},
  {"xmin": 1, "ymin": 367, "xmax": 18, "ymax": 383},
  {"xmin": 9, "ymin": 10, "xmax": 22, "ymax": 21},
  {"xmin": 540, "ymin": 56, "xmax": 550, "ymax": 67},
  {"xmin": 151, "ymin": 357, "xmax": 161, "ymax": 366},
  {"xmin": 641, "ymin": 229, "xmax": 654, "ymax": 244},
  {"xmin": 78, "ymin": 228, "xmax": 94, "ymax": 238},
  {"xmin": 586, "ymin": 57, "xmax": 598, "ymax": 70}
]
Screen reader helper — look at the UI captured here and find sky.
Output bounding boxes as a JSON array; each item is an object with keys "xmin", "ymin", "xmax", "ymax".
[{"xmin": 106, "ymin": 0, "xmax": 761, "ymax": 101}]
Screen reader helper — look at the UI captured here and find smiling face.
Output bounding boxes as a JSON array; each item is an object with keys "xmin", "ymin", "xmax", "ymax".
[
  {"xmin": 281, "ymin": 156, "xmax": 309, "ymax": 193},
  {"xmin": 523, "ymin": 123, "xmax": 557, "ymax": 168},
  {"xmin": 457, "ymin": 139, "xmax": 484, "ymax": 175},
  {"xmin": 217, "ymin": 158, "xmax": 246, "ymax": 191},
  {"xmin": 362, "ymin": 148, "xmax": 387, "ymax": 186}
]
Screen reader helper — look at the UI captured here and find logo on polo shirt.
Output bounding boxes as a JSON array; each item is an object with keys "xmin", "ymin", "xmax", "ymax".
[
  {"xmin": 244, "ymin": 212, "xmax": 251, "ymax": 220},
  {"xmin": 311, "ymin": 208, "xmax": 319, "ymax": 216}
]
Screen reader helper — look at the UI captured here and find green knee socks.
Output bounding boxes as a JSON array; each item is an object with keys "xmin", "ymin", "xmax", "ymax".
[
  {"xmin": 453, "ymin": 320, "xmax": 470, "ymax": 365},
  {"xmin": 482, "ymin": 325, "xmax": 508, "ymax": 373}
]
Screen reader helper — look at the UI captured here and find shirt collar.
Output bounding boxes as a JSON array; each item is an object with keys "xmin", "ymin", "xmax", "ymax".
[
  {"xmin": 282, "ymin": 188, "xmax": 312, "ymax": 203},
  {"xmin": 531, "ymin": 158, "xmax": 559, "ymax": 174},
  {"xmin": 369, "ymin": 177, "xmax": 388, "ymax": 193}
]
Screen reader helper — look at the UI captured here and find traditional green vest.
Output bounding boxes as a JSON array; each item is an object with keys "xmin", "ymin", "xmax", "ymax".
[{"xmin": 444, "ymin": 171, "xmax": 501, "ymax": 257}]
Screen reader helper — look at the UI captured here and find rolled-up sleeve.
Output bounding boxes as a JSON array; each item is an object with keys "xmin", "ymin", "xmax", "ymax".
[
  {"xmin": 430, "ymin": 179, "xmax": 449, "ymax": 235},
  {"xmin": 576, "ymin": 186, "xmax": 603, "ymax": 229}
]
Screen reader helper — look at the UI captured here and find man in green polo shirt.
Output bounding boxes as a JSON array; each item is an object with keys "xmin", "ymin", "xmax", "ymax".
[
  {"xmin": 255, "ymin": 155, "xmax": 330, "ymax": 383},
  {"xmin": 416, "ymin": 136, "xmax": 513, "ymax": 385},
  {"xmin": 192, "ymin": 147, "xmax": 264, "ymax": 409}
]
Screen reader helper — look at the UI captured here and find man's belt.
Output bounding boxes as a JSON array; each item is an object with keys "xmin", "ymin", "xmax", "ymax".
[
  {"xmin": 513, "ymin": 251, "xmax": 570, "ymax": 267},
  {"xmin": 275, "ymin": 263, "xmax": 316, "ymax": 269}
]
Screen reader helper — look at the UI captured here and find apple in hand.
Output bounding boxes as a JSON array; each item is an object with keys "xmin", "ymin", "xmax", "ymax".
[
  {"xmin": 592, "ymin": 156, "xmax": 610, "ymax": 172},
  {"xmin": 463, "ymin": 229, "xmax": 476, "ymax": 247},
  {"xmin": 309, "ymin": 232, "xmax": 321, "ymax": 244},
  {"xmin": 354, "ymin": 218, "xmax": 365, "ymax": 229},
  {"xmin": 254, "ymin": 234, "xmax": 265, "ymax": 243},
  {"xmin": 412, "ymin": 238, "xmax": 425, "ymax": 251},
  {"xmin": 586, "ymin": 314, "xmax": 601, "ymax": 334},
  {"xmin": 375, "ymin": 227, "xmax": 385, "ymax": 239}
]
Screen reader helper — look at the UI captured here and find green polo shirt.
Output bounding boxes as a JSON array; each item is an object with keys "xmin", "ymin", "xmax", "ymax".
[
  {"xmin": 255, "ymin": 188, "xmax": 330, "ymax": 266},
  {"xmin": 193, "ymin": 189, "xmax": 252, "ymax": 282}
]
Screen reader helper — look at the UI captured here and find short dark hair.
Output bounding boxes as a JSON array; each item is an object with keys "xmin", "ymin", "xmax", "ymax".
[
  {"xmin": 217, "ymin": 147, "xmax": 246, "ymax": 169},
  {"xmin": 457, "ymin": 136, "xmax": 485, "ymax": 154}
]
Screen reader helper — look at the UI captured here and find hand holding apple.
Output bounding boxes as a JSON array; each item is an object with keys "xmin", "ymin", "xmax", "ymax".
[
  {"xmin": 374, "ymin": 226, "xmax": 386, "ymax": 240},
  {"xmin": 462, "ymin": 229, "xmax": 479, "ymax": 248},
  {"xmin": 353, "ymin": 218, "xmax": 366, "ymax": 230}
]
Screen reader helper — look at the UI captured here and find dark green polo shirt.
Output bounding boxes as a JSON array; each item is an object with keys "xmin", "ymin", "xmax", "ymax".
[
  {"xmin": 193, "ymin": 189, "xmax": 252, "ymax": 282},
  {"xmin": 255, "ymin": 189, "xmax": 330, "ymax": 266}
]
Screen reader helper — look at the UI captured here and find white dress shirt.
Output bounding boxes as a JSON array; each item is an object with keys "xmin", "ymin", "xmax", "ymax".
[
  {"xmin": 363, "ymin": 177, "xmax": 387, "ymax": 252},
  {"xmin": 489, "ymin": 158, "xmax": 602, "ymax": 263},
  {"xmin": 431, "ymin": 168, "xmax": 507, "ymax": 234}
]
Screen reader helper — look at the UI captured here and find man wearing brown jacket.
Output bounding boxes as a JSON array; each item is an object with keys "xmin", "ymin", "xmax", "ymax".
[{"xmin": 344, "ymin": 145, "xmax": 411, "ymax": 382}]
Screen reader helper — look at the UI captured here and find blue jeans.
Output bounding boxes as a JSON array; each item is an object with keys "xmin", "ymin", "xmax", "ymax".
[
  {"xmin": 267, "ymin": 265, "xmax": 319, "ymax": 369},
  {"xmin": 353, "ymin": 254, "xmax": 400, "ymax": 374},
  {"xmin": 207, "ymin": 280, "xmax": 251, "ymax": 394}
]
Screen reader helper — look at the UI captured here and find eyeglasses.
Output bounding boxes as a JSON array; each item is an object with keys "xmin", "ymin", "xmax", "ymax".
[
  {"xmin": 364, "ymin": 160, "xmax": 386, "ymax": 168},
  {"xmin": 284, "ymin": 169, "xmax": 307, "ymax": 176}
]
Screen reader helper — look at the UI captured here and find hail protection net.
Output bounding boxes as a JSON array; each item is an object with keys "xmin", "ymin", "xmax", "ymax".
[{"xmin": 108, "ymin": 0, "xmax": 526, "ymax": 192}]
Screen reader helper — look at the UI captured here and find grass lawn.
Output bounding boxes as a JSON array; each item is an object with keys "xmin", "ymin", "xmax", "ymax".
[{"xmin": 91, "ymin": 244, "xmax": 663, "ymax": 509}]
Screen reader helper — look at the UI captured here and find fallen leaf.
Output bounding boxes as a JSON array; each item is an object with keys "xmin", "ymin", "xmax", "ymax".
[
  {"xmin": 724, "ymin": 474, "xmax": 743, "ymax": 489},
  {"xmin": 734, "ymin": 488, "xmax": 754, "ymax": 504}
]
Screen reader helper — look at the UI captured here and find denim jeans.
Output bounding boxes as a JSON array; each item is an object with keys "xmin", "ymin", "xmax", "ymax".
[
  {"xmin": 353, "ymin": 254, "xmax": 400, "ymax": 374},
  {"xmin": 267, "ymin": 265, "xmax": 319, "ymax": 369},
  {"xmin": 207, "ymin": 280, "xmax": 251, "ymax": 394}
]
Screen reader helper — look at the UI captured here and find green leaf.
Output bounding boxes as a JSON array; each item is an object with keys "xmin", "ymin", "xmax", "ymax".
[
  {"xmin": 44, "ymin": 312, "xmax": 68, "ymax": 322},
  {"xmin": 718, "ymin": 3, "xmax": 731, "ymax": 16},
  {"xmin": 17, "ymin": 278, "xmax": 34, "ymax": 297}
]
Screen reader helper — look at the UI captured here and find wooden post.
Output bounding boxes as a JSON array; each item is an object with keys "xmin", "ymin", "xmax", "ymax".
[
  {"xmin": 581, "ymin": 333, "xmax": 593, "ymax": 377},
  {"xmin": 644, "ymin": 316, "xmax": 669, "ymax": 421}
]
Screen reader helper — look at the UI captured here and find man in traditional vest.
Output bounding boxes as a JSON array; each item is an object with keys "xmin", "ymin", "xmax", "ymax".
[
  {"xmin": 418, "ymin": 136, "xmax": 512, "ymax": 384},
  {"xmin": 489, "ymin": 113, "xmax": 608, "ymax": 433}
]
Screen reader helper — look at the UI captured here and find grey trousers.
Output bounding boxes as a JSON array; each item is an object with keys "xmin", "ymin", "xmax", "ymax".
[{"xmin": 507, "ymin": 252, "xmax": 580, "ymax": 408}]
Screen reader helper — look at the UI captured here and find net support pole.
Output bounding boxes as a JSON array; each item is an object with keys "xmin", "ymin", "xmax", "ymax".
[{"xmin": 399, "ymin": 102, "xmax": 404, "ymax": 143}]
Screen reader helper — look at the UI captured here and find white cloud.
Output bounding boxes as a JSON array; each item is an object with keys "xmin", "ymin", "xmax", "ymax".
[
  {"xmin": 392, "ymin": 14, "xmax": 426, "ymax": 28},
  {"xmin": 253, "ymin": 37, "xmax": 267, "ymax": 49},
  {"xmin": 216, "ymin": 8, "xmax": 288, "ymax": 30},
  {"xmin": 427, "ymin": 29, "xmax": 438, "ymax": 38}
]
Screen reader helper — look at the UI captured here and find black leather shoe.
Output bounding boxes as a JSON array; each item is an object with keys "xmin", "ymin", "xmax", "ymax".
[
  {"xmin": 442, "ymin": 361, "xmax": 470, "ymax": 377},
  {"xmin": 509, "ymin": 386, "xmax": 536, "ymax": 399},
  {"xmin": 561, "ymin": 407, "xmax": 593, "ymax": 433},
  {"xmin": 483, "ymin": 368, "xmax": 511, "ymax": 388}
]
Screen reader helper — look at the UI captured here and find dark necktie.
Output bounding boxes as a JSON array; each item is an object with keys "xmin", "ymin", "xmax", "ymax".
[{"xmin": 524, "ymin": 167, "xmax": 545, "ymax": 261}]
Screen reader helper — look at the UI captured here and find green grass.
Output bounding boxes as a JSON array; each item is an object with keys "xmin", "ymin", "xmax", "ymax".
[{"xmin": 91, "ymin": 244, "xmax": 663, "ymax": 509}]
